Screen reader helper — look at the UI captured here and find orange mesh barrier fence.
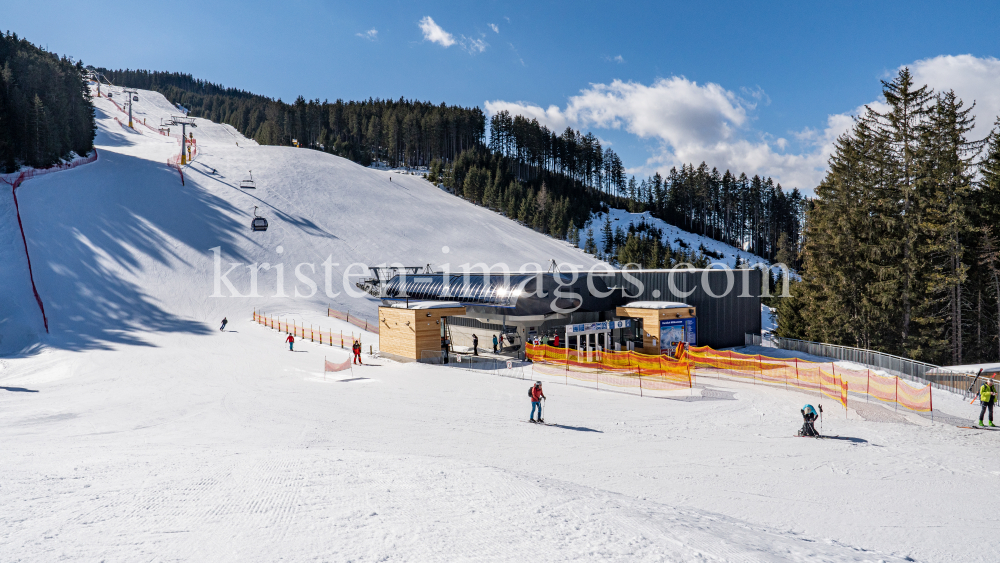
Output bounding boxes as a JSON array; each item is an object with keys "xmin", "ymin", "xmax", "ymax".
[
  {"xmin": 682, "ymin": 345, "xmax": 931, "ymax": 413},
  {"xmin": 253, "ymin": 310, "xmax": 372, "ymax": 350},
  {"xmin": 525, "ymin": 344, "xmax": 692, "ymax": 392}
]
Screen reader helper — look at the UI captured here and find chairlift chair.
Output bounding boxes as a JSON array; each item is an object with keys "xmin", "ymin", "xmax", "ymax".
[
  {"xmin": 133, "ymin": 95, "xmax": 139, "ymax": 101},
  {"xmin": 251, "ymin": 206, "xmax": 268, "ymax": 232},
  {"xmin": 239, "ymin": 170, "xmax": 256, "ymax": 189}
]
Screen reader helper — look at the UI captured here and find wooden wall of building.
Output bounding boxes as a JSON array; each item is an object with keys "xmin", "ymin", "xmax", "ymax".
[
  {"xmin": 378, "ymin": 306, "xmax": 467, "ymax": 360},
  {"xmin": 616, "ymin": 306, "xmax": 696, "ymax": 354}
]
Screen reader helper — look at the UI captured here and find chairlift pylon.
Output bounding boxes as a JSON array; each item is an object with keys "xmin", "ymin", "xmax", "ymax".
[
  {"xmin": 239, "ymin": 170, "xmax": 256, "ymax": 189},
  {"xmin": 251, "ymin": 206, "xmax": 268, "ymax": 232}
]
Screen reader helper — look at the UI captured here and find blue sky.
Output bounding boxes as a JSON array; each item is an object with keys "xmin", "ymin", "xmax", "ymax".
[{"xmin": 7, "ymin": 0, "xmax": 1000, "ymax": 192}]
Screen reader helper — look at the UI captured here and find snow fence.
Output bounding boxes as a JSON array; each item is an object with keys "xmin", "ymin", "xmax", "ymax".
[
  {"xmin": 525, "ymin": 344, "xmax": 693, "ymax": 393},
  {"xmin": 253, "ymin": 310, "xmax": 373, "ymax": 349},
  {"xmin": 683, "ymin": 346, "xmax": 931, "ymax": 413},
  {"xmin": 327, "ymin": 307, "xmax": 379, "ymax": 335}
]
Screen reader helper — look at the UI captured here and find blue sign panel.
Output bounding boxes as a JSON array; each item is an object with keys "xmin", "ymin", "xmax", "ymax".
[
  {"xmin": 660, "ymin": 318, "xmax": 697, "ymax": 352},
  {"xmin": 566, "ymin": 320, "xmax": 631, "ymax": 334}
]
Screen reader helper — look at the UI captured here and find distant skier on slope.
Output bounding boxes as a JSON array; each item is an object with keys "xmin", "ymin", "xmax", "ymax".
[
  {"xmin": 472, "ymin": 334, "xmax": 479, "ymax": 356},
  {"xmin": 220, "ymin": 317, "xmax": 227, "ymax": 332},
  {"xmin": 979, "ymin": 376, "xmax": 996, "ymax": 427},
  {"xmin": 493, "ymin": 334, "xmax": 499, "ymax": 354},
  {"xmin": 286, "ymin": 333, "xmax": 294, "ymax": 352},
  {"xmin": 529, "ymin": 381, "xmax": 546, "ymax": 423},
  {"xmin": 352, "ymin": 340, "xmax": 362, "ymax": 365},
  {"xmin": 799, "ymin": 404, "xmax": 819, "ymax": 437}
]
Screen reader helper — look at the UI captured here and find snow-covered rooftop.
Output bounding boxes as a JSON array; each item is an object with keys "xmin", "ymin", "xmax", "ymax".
[
  {"xmin": 389, "ymin": 301, "xmax": 464, "ymax": 310},
  {"xmin": 928, "ymin": 363, "xmax": 1000, "ymax": 375},
  {"xmin": 622, "ymin": 301, "xmax": 691, "ymax": 309}
]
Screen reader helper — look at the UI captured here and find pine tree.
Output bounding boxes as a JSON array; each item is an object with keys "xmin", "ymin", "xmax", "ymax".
[
  {"xmin": 584, "ymin": 228, "xmax": 597, "ymax": 254},
  {"xmin": 601, "ymin": 216, "xmax": 614, "ymax": 255},
  {"xmin": 867, "ymin": 68, "xmax": 936, "ymax": 350},
  {"xmin": 914, "ymin": 91, "xmax": 981, "ymax": 363}
]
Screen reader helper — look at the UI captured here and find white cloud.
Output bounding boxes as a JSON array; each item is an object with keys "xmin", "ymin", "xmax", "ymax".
[
  {"xmin": 418, "ymin": 16, "xmax": 488, "ymax": 54},
  {"xmin": 909, "ymin": 54, "xmax": 1000, "ymax": 140},
  {"xmin": 419, "ymin": 16, "xmax": 455, "ymax": 47},
  {"xmin": 461, "ymin": 36, "xmax": 488, "ymax": 54},
  {"xmin": 489, "ymin": 23, "xmax": 499, "ymax": 33},
  {"xmin": 356, "ymin": 29, "xmax": 378, "ymax": 41}
]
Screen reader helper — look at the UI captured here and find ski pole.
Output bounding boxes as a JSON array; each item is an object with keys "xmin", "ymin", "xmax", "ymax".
[{"xmin": 818, "ymin": 404, "xmax": 823, "ymax": 435}]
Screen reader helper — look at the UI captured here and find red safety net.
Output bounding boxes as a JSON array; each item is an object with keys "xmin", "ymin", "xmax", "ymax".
[
  {"xmin": 1, "ymin": 150, "xmax": 100, "ymax": 334},
  {"xmin": 324, "ymin": 356, "xmax": 351, "ymax": 372}
]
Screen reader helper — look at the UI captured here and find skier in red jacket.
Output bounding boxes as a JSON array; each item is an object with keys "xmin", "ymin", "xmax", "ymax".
[
  {"xmin": 352, "ymin": 340, "xmax": 362, "ymax": 364},
  {"xmin": 285, "ymin": 333, "xmax": 294, "ymax": 351},
  {"xmin": 529, "ymin": 381, "xmax": 546, "ymax": 423}
]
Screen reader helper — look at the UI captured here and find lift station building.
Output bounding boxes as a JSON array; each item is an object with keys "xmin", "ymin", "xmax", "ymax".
[{"xmin": 372, "ymin": 268, "xmax": 763, "ymax": 361}]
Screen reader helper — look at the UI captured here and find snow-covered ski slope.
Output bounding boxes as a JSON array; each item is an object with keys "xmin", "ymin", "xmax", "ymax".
[
  {"xmin": 0, "ymin": 87, "xmax": 601, "ymax": 355},
  {"xmin": 0, "ymin": 88, "xmax": 994, "ymax": 562}
]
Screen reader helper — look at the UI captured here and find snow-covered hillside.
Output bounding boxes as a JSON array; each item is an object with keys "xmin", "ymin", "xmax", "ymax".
[
  {"xmin": 582, "ymin": 207, "xmax": 783, "ymax": 272},
  {"xmin": 0, "ymin": 87, "xmax": 993, "ymax": 562},
  {"xmin": 0, "ymin": 87, "xmax": 600, "ymax": 355}
]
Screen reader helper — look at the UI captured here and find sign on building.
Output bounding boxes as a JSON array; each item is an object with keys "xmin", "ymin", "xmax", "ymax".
[
  {"xmin": 660, "ymin": 318, "xmax": 697, "ymax": 352},
  {"xmin": 565, "ymin": 319, "xmax": 631, "ymax": 334}
]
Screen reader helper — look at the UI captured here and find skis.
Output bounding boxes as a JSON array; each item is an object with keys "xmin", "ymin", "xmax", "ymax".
[
  {"xmin": 967, "ymin": 368, "xmax": 984, "ymax": 404},
  {"xmin": 957, "ymin": 425, "xmax": 1000, "ymax": 431},
  {"xmin": 794, "ymin": 434, "xmax": 838, "ymax": 438}
]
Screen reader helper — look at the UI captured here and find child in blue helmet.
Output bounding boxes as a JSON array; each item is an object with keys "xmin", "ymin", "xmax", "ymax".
[{"xmin": 799, "ymin": 404, "xmax": 819, "ymax": 437}]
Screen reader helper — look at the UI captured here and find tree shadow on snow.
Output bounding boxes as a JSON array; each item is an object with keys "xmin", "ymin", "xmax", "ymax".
[{"xmin": 17, "ymin": 150, "xmax": 254, "ymax": 352}]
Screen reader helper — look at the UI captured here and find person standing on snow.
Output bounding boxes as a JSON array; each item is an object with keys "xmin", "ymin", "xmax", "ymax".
[
  {"xmin": 220, "ymin": 317, "xmax": 227, "ymax": 332},
  {"xmin": 352, "ymin": 340, "xmax": 362, "ymax": 365},
  {"xmin": 472, "ymin": 334, "xmax": 479, "ymax": 356},
  {"xmin": 529, "ymin": 381, "xmax": 546, "ymax": 423},
  {"xmin": 799, "ymin": 404, "xmax": 819, "ymax": 437},
  {"xmin": 553, "ymin": 333, "xmax": 560, "ymax": 348},
  {"xmin": 979, "ymin": 376, "xmax": 997, "ymax": 427},
  {"xmin": 285, "ymin": 333, "xmax": 294, "ymax": 352},
  {"xmin": 493, "ymin": 334, "xmax": 499, "ymax": 354}
]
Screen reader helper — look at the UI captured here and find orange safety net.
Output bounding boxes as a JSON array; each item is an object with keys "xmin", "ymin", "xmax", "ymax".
[
  {"xmin": 253, "ymin": 310, "xmax": 367, "ymax": 350},
  {"xmin": 681, "ymin": 345, "xmax": 931, "ymax": 412},
  {"xmin": 525, "ymin": 344, "xmax": 692, "ymax": 391}
]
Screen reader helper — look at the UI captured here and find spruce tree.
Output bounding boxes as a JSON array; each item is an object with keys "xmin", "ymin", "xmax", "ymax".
[
  {"xmin": 584, "ymin": 228, "xmax": 597, "ymax": 254},
  {"xmin": 601, "ymin": 216, "xmax": 614, "ymax": 255}
]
